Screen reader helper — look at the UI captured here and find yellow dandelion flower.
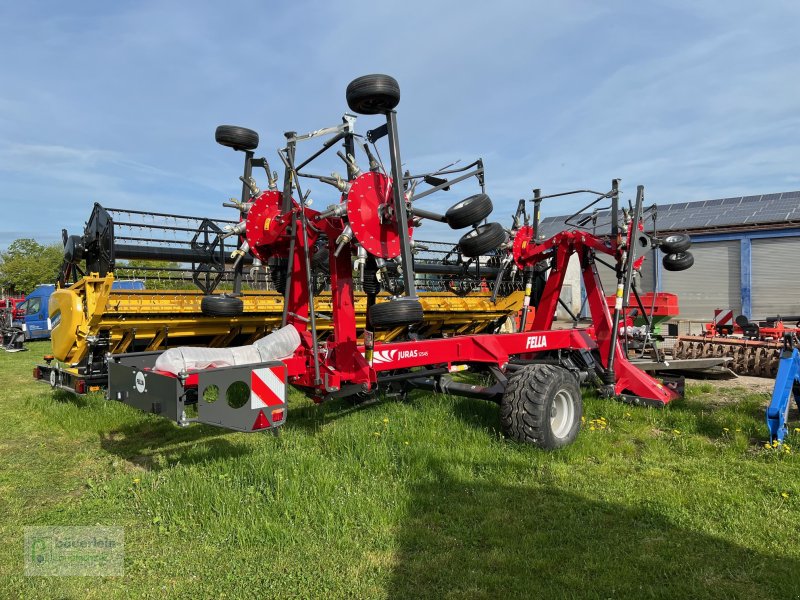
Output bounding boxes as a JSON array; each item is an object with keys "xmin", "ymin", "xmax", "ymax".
[
  {"xmin": 782, "ymin": 492, "xmax": 790, "ymax": 499},
  {"xmin": 383, "ymin": 418, "xmax": 389, "ymax": 424},
  {"xmin": 133, "ymin": 478, "xmax": 141, "ymax": 485},
  {"xmin": 672, "ymin": 429, "xmax": 681, "ymax": 435}
]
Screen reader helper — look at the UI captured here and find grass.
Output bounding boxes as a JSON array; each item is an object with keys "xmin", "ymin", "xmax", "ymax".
[{"xmin": 2, "ymin": 342, "xmax": 800, "ymax": 598}]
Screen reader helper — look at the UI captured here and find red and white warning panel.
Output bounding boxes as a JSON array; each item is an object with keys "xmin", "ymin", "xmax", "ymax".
[
  {"xmin": 197, "ymin": 361, "xmax": 288, "ymax": 433},
  {"xmin": 714, "ymin": 309, "xmax": 734, "ymax": 326},
  {"xmin": 712, "ymin": 309, "xmax": 734, "ymax": 334},
  {"xmin": 250, "ymin": 366, "xmax": 287, "ymax": 430},
  {"xmin": 251, "ymin": 366, "xmax": 286, "ymax": 408}
]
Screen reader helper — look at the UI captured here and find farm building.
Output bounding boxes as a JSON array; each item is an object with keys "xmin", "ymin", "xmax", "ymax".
[{"xmin": 538, "ymin": 190, "xmax": 800, "ymax": 321}]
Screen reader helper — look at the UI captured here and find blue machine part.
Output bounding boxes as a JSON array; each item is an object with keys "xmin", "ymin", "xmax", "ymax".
[
  {"xmin": 766, "ymin": 343, "xmax": 800, "ymax": 443},
  {"xmin": 15, "ymin": 280, "xmax": 144, "ymax": 341}
]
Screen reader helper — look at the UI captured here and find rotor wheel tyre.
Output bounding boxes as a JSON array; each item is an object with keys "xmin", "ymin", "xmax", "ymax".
[
  {"xmin": 458, "ymin": 222, "xmax": 508, "ymax": 258},
  {"xmin": 215, "ymin": 125, "xmax": 259, "ymax": 151},
  {"xmin": 662, "ymin": 251, "xmax": 694, "ymax": 272},
  {"xmin": 201, "ymin": 294, "xmax": 244, "ymax": 317},
  {"xmin": 346, "ymin": 74, "xmax": 401, "ymax": 115},
  {"xmin": 445, "ymin": 193, "xmax": 494, "ymax": 229},
  {"xmin": 660, "ymin": 233, "xmax": 692, "ymax": 254},
  {"xmin": 368, "ymin": 298, "xmax": 424, "ymax": 328},
  {"xmin": 500, "ymin": 364, "xmax": 582, "ymax": 450},
  {"xmin": 311, "ymin": 247, "xmax": 330, "ymax": 273},
  {"xmin": 362, "ymin": 269, "xmax": 382, "ymax": 295}
]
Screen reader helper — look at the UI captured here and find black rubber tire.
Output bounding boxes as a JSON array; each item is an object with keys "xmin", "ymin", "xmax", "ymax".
[
  {"xmin": 346, "ymin": 74, "xmax": 400, "ymax": 115},
  {"xmin": 499, "ymin": 364, "xmax": 582, "ymax": 450},
  {"xmin": 64, "ymin": 235, "xmax": 85, "ymax": 263},
  {"xmin": 368, "ymin": 298, "xmax": 423, "ymax": 328},
  {"xmin": 660, "ymin": 233, "xmax": 692, "ymax": 254},
  {"xmin": 445, "ymin": 193, "xmax": 493, "ymax": 229},
  {"xmin": 201, "ymin": 294, "xmax": 244, "ymax": 317},
  {"xmin": 311, "ymin": 247, "xmax": 330, "ymax": 273},
  {"xmin": 270, "ymin": 258, "xmax": 289, "ymax": 294},
  {"xmin": 662, "ymin": 251, "xmax": 694, "ymax": 272},
  {"xmin": 458, "ymin": 222, "xmax": 507, "ymax": 257},
  {"xmin": 215, "ymin": 125, "xmax": 259, "ymax": 151},
  {"xmin": 362, "ymin": 269, "xmax": 382, "ymax": 295}
]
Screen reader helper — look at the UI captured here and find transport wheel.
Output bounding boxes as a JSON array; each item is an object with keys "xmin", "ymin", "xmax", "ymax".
[
  {"xmin": 215, "ymin": 125, "xmax": 259, "ymax": 151},
  {"xmin": 311, "ymin": 247, "xmax": 330, "ymax": 273},
  {"xmin": 500, "ymin": 364, "xmax": 582, "ymax": 450},
  {"xmin": 445, "ymin": 193, "xmax": 493, "ymax": 229},
  {"xmin": 368, "ymin": 298, "xmax": 423, "ymax": 328},
  {"xmin": 270, "ymin": 258, "xmax": 289, "ymax": 294},
  {"xmin": 201, "ymin": 294, "xmax": 244, "ymax": 317},
  {"xmin": 362, "ymin": 268, "xmax": 382, "ymax": 295},
  {"xmin": 660, "ymin": 233, "xmax": 692, "ymax": 253},
  {"xmin": 346, "ymin": 74, "xmax": 401, "ymax": 115},
  {"xmin": 458, "ymin": 222, "xmax": 507, "ymax": 257},
  {"xmin": 662, "ymin": 251, "xmax": 694, "ymax": 272}
]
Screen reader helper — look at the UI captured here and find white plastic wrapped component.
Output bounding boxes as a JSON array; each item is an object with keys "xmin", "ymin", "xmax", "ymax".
[{"xmin": 153, "ymin": 325, "xmax": 301, "ymax": 375}]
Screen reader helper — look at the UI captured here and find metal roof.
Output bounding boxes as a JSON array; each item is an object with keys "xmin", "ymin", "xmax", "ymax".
[{"xmin": 536, "ymin": 190, "xmax": 800, "ymax": 239}]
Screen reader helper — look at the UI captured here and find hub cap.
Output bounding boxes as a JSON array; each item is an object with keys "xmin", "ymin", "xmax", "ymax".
[{"xmin": 550, "ymin": 389, "xmax": 575, "ymax": 439}]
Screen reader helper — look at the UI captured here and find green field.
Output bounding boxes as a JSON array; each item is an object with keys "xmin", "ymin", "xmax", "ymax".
[{"xmin": 2, "ymin": 342, "xmax": 800, "ymax": 598}]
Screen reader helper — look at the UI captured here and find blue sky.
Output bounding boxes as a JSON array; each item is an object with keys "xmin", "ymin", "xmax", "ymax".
[{"xmin": 1, "ymin": 1, "xmax": 798, "ymax": 249}]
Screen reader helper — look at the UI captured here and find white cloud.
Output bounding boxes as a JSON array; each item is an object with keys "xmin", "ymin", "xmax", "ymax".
[{"xmin": 0, "ymin": 0, "xmax": 798, "ymax": 250}]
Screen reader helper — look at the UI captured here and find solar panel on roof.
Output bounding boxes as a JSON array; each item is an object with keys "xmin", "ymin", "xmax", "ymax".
[
  {"xmin": 756, "ymin": 215, "xmax": 786, "ymax": 223},
  {"xmin": 526, "ymin": 190, "xmax": 800, "ymax": 234},
  {"xmin": 769, "ymin": 200, "xmax": 797, "ymax": 209}
]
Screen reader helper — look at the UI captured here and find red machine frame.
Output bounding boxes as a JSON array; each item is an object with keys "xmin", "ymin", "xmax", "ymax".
[{"xmin": 105, "ymin": 75, "xmax": 682, "ymax": 450}]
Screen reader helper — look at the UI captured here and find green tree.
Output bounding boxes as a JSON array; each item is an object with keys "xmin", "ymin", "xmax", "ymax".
[{"xmin": 0, "ymin": 238, "xmax": 63, "ymax": 294}]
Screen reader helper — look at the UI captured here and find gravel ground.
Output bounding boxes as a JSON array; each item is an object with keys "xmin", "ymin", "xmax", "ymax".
[{"xmin": 687, "ymin": 374, "xmax": 775, "ymax": 394}]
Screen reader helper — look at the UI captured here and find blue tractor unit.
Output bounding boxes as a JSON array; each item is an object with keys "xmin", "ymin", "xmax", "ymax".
[
  {"xmin": 14, "ymin": 281, "xmax": 145, "ymax": 342},
  {"xmin": 15, "ymin": 285, "xmax": 56, "ymax": 340}
]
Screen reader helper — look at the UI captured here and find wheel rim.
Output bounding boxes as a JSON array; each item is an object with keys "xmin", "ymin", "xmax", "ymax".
[{"xmin": 550, "ymin": 389, "xmax": 575, "ymax": 439}]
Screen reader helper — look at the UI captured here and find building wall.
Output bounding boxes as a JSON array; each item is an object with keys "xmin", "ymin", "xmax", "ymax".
[
  {"xmin": 660, "ymin": 240, "xmax": 741, "ymax": 319},
  {"xmin": 658, "ymin": 228, "xmax": 800, "ymax": 320},
  {"xmin": 565, "ymin": 227, "xmax": 800, "ymax": 322}
]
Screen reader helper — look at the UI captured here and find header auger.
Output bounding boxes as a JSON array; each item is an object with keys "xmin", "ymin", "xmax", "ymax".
[{"xmin": 73, "ymin": 74, "xmax": 694, "ymax": 449}]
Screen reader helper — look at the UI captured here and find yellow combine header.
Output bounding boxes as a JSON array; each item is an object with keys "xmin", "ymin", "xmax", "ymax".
[
  {"xmin": 35, "ymin": 202, "xmax": 528, "ymax": 393},
  {"xmin": 43, "ymin": 273, "xmax": 523, "ymax": 392}
]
